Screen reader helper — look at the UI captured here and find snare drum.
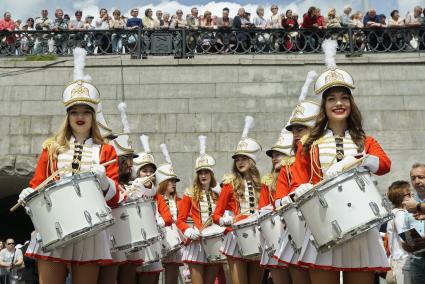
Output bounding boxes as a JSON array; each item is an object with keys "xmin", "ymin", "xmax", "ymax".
[
  {"xmin": 160, "ymin": 223, "xmax": 183, "ymax": 257},
  {"xmin": 258, "ymin": 210, "xmax": 284, "ymax": 256},
  {"xmin": 201, "ymin": 224, "xmax": 226, "ymax": 262},
  {"xmin": 141, "ymin": 241, "xmax": 162, "ymax": 265},
  {"xmin": 232, "ymin": 215, "xmax": 262, "ymax": 258},
  {"xmin": 24, "ymin": 172, "xmax": 114, "ymax": 252},
  {"xmin": 297, "ymin": 167, "xmax": 393, "ymax": 252},
  {"xmin": 278, "ymin": 197, "xmax": 306, "ymax": 253},
  {"xmin": 108, "ymin": 197, "xmax": 159, "ymax": 252}
]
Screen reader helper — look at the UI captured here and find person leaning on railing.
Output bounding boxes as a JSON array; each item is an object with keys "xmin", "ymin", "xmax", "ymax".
[{"xmin": 109, "ymin": 9, "xmax": 126, "ymax": 54}]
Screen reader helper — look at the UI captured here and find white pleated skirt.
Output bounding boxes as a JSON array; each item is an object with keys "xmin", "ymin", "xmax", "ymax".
[
  {"xmin": 182, "ymin": 240, "xmax": 208, "ymax": 264},
  {"xmin": 298, "ymin": 227, "xmax": 390, "ymax": 272},
  {"xmin": 162, "ymin": 248, "xmax": 183, "ymax": 265},
  {"xmin": 137, "ymin": 260, "xmax": 164, "ymax": 274},
  {"xmin": 260, "ymin": 248, "xmax": 287, "ymax": 268},
  {"xmin": 25, "ymin": 230, "xmax": 112, "ymax": 265},
  {"xmin": 220, "ymin": 231, "xmax": 260, "ymax": 262},
  {"xmin": 273, "ymin": 227, "xmax": 300, "ymax": 266},
  {"xmin": 110, "ymin": 249, "xmax": 145, "ymax": 265}
]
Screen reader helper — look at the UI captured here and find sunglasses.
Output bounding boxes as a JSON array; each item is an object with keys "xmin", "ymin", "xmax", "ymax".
[{"xmin": 7, "ymin": 243, "xmax": 14, "ymax": 245}]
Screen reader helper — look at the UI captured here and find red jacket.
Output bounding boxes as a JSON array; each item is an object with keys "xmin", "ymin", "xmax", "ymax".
[
  {"xmin": 275, "ymin": 162, "xmax": 296, "ymax": 199},
  {"xmin": 291, "ymin": 136, "xmax": 391, "ymax": 190},
  {"xmin": 177, "ymin": 193, "xmax": 217, "ymax": 233},
  {"xmin": 258, "ymin": 174, "xmax": 277, "ymax": 209},
  {"xmin": 156, "ymin": 194, "xmax": 174, "ymax": 226},
  {"xmin": 29, "ymin": 144, "xmax": 120, "ymax": 207},
  {"xmin": 302, "ymin": 14, "xmax": 317, "ymax": 28}
]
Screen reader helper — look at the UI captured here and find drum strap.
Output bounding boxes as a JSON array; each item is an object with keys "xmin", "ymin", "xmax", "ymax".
[
  {"xmin": 205, "ymin": 190, "xmax": 213, "ymax": 218},
  {"xmin": 247, "ymin": 181, "xmax": 255, "ymax": 214},
  {"xmin": 71, "ymin": 143, "xmax": 83, "ymax": 174}
]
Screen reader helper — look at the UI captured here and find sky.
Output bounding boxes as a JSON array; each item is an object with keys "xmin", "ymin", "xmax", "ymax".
[{"xmin": 2, "ymin": 0, "xmax": 423, "ymax": 22}]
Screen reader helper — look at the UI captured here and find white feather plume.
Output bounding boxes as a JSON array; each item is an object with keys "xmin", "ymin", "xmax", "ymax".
[
  {"xmin": 160, "ymin": 144, "xmax": 172, "ymax": 165},
  {"xmin": 140, "ymin": 135, "xmax": 151, "ymax": 153},
  {"xmin": 117, "ymin": 102, "xmax": 130, "ymax": 134},
  {"xmin": 73, "ymin": 47, "xmax": 91, "ymax": 82},
  {"xmin": 198, "ymin": 135, "xmax": 207, "ymax": 155},
  {"xmin": 322, "ymin": 39, "xmax": 338, "ymax": 70},
  {"xmin": 241, "ymin": 116, "xmax": 254, "ymax": 139},
  {"xmin": 298, "ymin": 70, "xmax": 318, "ymax": 103}
]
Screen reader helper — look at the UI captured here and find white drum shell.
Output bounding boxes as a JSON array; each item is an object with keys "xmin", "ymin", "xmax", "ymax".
[
  {"xmin": 258, "ymin": 211, "xmax": 284, "ymax": 255},
  {"xmin": 108, "ymin": 199, "xmax": 158, "ymax": 252},
  {"xmin": 201, "ymin": 225, "xmax": 226, "ymax": 262},
  {"xmin": 24, "ymin": 173, "xmax": 114, "ymax": 252},
  {"xmin": 297, "ymin": 167, "xmax": 393, "ymax": 251},
  {"xmin": 232, "ymin": 216, "xmax": 262, "ymax": 258},
  {"xmin": 279, "ymin": 203, "xmax": 306, "ymax": 252},
  {"xmin": 142, "ymin": 241, "xmax": 162, "ymax": 264},
  {"xmin": 160, "ymin": 224, "xmax": 183, "ymax": 257}
]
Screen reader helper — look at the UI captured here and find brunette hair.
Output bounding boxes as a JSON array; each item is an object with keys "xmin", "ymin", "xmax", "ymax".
[
  {"xmin": 191, "ymin": 170, "xmax": 218, "ymax": 202},
  {"xmin": 157, "ymin": 179, "xmax": 177, "ymax": 200},
  {"xmin": 231, "ymin": 157, "xmax": 261, "ymax": 201},
  {"xmin": 303, "ymin": 86, "xmax": 365, "ymax": 154},
  {"xmin": 388, "ymin": 180, "xmax": 410, "ymax": 208}
]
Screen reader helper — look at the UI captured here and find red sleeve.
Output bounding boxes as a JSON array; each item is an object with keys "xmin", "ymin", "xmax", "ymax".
[
  {"xmin": 29, "ymin": 149, "xmax": 50, "ymax": 189},
  {"xmin": 212, "ymin": 184, "xmax": 234, "ymax": 224},
  {"xmin": 364, "ymin": 136, "xmax": 391, "ymax": 176},
  {"xmin": 258, "ymin": 184, "xmax": 271, "ymax": 209},
  {"xmin": 275, "ymin": 166, "xmax": 291, "ymax": 199},
  {"xmin": 176, "ymin": 194, "xmax": 192, "ymax": 233},
  {"xmin": 291, "ymin": 144, "xmax": 313, "ymax": 191},
  {"xmin": 156, "ymin": 194, "xmax": 173, "ymax": 226},
  {"xmin": 99, "ymin": 144, "xmax": 120, "ymax": 207}
]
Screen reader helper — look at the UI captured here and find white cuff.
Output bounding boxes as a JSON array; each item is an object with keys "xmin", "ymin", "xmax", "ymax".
[
  {"xmin": 104, "ymin": 178, "xmax": 116, "ymax": 202},
  {"xmin": 363, "ymin": 155, "xmax": 379, "ymax": 173}
]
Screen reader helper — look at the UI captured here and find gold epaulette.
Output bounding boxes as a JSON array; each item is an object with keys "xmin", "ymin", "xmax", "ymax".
[
  {"xmin": 261, "ymin": 173, "xmax": 273, "ymax": 186},
  {"xmin": 42, "ymin": 137, "xmax": 56, "ymax": 150},
  {"xmin": 280, "ymin": 156, "xmax": 295, "ymax": 167},
  {"xmin": 184, "ymin": 187, "xmax": 194, "ymax": 197},
  {"xmin": 221, "ymin": 173, "xmax": 235, "ymax": 185}
]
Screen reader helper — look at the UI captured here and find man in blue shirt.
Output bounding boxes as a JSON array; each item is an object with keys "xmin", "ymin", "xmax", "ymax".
[
  {"xmin": 127, "ymin": 8, "xmax": 143, "ymax": 29},
  {"xmin": 402, "ymin": 163, "xmax": 425, "ymax": 284}
]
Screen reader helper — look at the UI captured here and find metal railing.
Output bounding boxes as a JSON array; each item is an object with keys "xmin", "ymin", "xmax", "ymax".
[{"xmin": 1, "ymin": 27, "xmax": 424, "ymax": 58}]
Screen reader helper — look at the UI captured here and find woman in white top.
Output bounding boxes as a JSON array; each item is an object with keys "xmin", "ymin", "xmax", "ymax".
[{"xmin": 387, "ymin": 181, "xmax": 412, "ymax": 284}]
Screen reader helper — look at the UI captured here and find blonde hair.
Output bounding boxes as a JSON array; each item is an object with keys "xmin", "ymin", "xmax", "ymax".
[
  {"xmin": 191, "ymin": 170, "xmax": 218, "ymax": 202},
  {"xmin": 231, "ymin": 158, "xmax": 261, "ymax": 201},
  {"xmin": 44, "ymin": 106, "xmax": 104, "ymax": 174}
]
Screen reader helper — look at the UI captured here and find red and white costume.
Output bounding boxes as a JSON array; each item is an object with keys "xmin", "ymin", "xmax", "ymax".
[
  {"xmin": 177, "ymin": 187, "xmax": 219, "ymax": 264},
  {"xmin": 292, "ymin": 130, "xmax": 391, "ymax": 271},
  {"xmin": 25, "ymin": 138, "xmax": 120, "ymax": 264},
  {"xmin": 161, "ymin": 195, "xmax": 183, "ymax": 265}
]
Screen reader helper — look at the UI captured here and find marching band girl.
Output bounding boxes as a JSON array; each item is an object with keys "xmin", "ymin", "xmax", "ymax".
[
  {"xmin": 212, "ymin": 116, "xmax": 264, "ymax": 284},
  {"xmin": 273, "ymin": 71, "xmax": 320, "ymax": 284},
  {"xmin": 258, "ymin": 128, "xmax": 294, "ymax": 284},
  {"xmin": 134, "ymin": 136, "xmax": 173, "ymax": 284},
  {"xmin": 19, "ymin": 48, "xmax": 119, "ymax": 284},
  {"xmin": 155, "ymin": 144, "xmax": 183, "ymax": 284},
  {"xmin": 291, "ymin": 40, "xmax": 391, "ymax": 284},
  {"xmin": 177, "ymin": 135, "xmax": 222, "ymax": 284}
]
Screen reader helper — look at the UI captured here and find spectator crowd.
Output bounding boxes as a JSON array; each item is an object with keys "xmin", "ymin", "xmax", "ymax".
[{"xmin": 0, "ymin": 5, "xmax": 425, "ymax": 55}]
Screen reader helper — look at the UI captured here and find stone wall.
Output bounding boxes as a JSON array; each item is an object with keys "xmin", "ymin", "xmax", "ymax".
[{"xmin": 1, "ymin": 53, "xmax": 425, "ymax": 193}]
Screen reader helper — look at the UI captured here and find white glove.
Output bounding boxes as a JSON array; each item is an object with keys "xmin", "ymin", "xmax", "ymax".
[
  {"xmin": 91, "ymin": 164, "xmax": 109, "ymax": 191},
  {"xmin": 294, "ymin": 183, "xmax": 313, "ymax": 199},
  {"xmin": 211, "ymin": 184, "xmax": 221, "ymax": 195},
  {"xmin": 361, "ymin": 155, "xmax": 379, "ymax": 173},
  {"xmin": 219, "ymin": 216, "xmax": 233, "ymax": 226},
  {"xmin": 19, "ymin": 187, "xmax": 34, "ymax": 203},
  {"xmin": 275, "ymin": 196, "xmax": 292, "ymax": 208},
  {"xmin": 325, "ymin": 156, "xmax": 358, "ymax": 179},
  {"xmin": 184, "ymin": 228, "xmax": 200, "ymax": 240}
]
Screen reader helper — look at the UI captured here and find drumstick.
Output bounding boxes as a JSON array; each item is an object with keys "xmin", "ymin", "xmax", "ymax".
[
  {"xmin": 200, "ymin": 216, "xmax": 212, "ymax": 232},
  {"xmin": 341, "ymin": 155, "xmax": 368, "ymax": 172},
  {"xmin": 10, "ymin": 159, "xmax": 117, "ymax": 212},
  {"xmin": 232, "ymin": 209, "xmax": 252, "ymax": 222}
]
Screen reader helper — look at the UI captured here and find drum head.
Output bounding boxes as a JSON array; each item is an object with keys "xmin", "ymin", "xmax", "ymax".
[{"xmin": 201, "ymin": 224, "xmax": 226, "ymax": 237}]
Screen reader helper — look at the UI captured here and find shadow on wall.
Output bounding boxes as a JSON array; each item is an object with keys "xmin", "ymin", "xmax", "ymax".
[{"xmin": 0, "ymin": 176, "xmax": 34, "ymax": 245}]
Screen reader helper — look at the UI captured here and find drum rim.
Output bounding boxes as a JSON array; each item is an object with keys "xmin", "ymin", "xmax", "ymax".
[
  {"xmin": 257, "ymin": 210, "xmax": 278, "ymax": 222},
  {"xmin": 24, "ymin": 172, "xmax": 97, "ymax": 203},
  {"xmin": 41, "ymin": 217, "xmax": 114, "ymax": 252},
  {"xmin": 201, "ymin": 230, "xmax": 226, "ymax": 238},
  {"xmin": 232, "ymin": 217, "xmax": 258, "ymax": 229},
  {"xmin": 297, "ymin": 167, "xmax": 370, "ymax": 205}
]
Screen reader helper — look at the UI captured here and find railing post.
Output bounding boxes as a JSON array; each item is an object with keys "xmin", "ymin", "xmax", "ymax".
[
  {"xmin": 137, "ymin": 23, "xmax": 142, "ymax": 59},
  {"xmin": 348, "ymin": 27, "xmax": 354, "ymax": 56},
  {"xmin": 181, "ymin": 28, "xmax": 187, "ymax": 58}
]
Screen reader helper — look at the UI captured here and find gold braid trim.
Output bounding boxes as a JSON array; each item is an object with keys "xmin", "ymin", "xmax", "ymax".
[
  {"xmin": 310, "ymin": 138, "xmax": 324, "ymax": 183},
  {"xmin": 261, "ymin": 173, "xmax": 273, "ymax": 187},
  {"xmin": 42, "ymin": 138, "xmax": 59, "ymax": 178}
]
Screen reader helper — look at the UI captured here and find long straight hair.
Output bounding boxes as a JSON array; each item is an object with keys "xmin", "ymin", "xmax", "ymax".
[
  {"xmin": 157, "ymin": 179, "xmax": 177, "ymax": 200},
  {"xmin": 303, "ymin": 87, "xmax": 365, "ymax": 154}
]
